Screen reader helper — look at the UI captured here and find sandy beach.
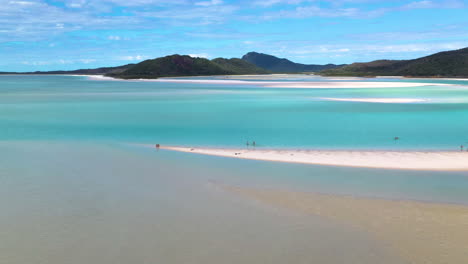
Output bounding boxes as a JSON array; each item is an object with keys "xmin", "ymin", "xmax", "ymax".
[
  {"xmin": 160, "ymin": 146, "xmax": 468, "ymax": 171},
  {"xmin": 221, "ymin": 184, "xmax": 468, "ymax": 264}
]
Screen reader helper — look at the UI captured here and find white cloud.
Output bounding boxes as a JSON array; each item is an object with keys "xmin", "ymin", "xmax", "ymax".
[
  {"xmin": 402, "ymin": 0, "xmax": 464, "ymax": 9},
  {"xmin": 7, "ymin": 1, "xmax": 36, "ymax": 6},
  {"xmin": 257, "ymin": 0, "xmax": 465, "ymax": 20},
  {"xmin": 65, "ymin": 0, "xmax": 87, "ymax": 8},
  {"xmin": 108, "ymin": 35, "xmax": 121, "ymax": 40},
  {"xmin": 272, "ymin": 42, "xmax": 468, "ymax": 58},
  {"xmin": 79, "ymin": 59, "xmax": 96, "ymax": 63},
  {"xmin": 253, "ymin": 0, "xmax": 313, "ymax": 7},
  {"xmin": 188, "ymin": 53, "xmax": 209, "ymax": 58},
  {"xmin": 120, "ymin": 55, "xmax": 146, "ymax": 61},
  {"xmin": 21, "ymin": 58, "xmax": 96, "ymax": 65},
  {"xmin": 262, "ymin": 6, "xmax": 362, "ymax": 19},
  {"xmin": 195, "ymin": 0, "xmax": 223, "ymax": 6},
  {"xmin": 252, "ymin": 0, "xmax": 385, "ymax": 7},
  {"xmin": 137, "ymin": 5, "xmax": 238, "ymax": 25},
  {"xmin": 101, "ymin": 0, "xmax": 187, "ymax": 6},
  {"xmin": 0, "ymin": 0, "xmax": 144, "ymax": 42}
]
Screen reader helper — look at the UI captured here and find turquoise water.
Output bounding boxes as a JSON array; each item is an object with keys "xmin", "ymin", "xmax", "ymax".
[
  {"xmin": 1, "ymin": 74, "xmax": 468, "ymax": 205},
  {"xmin": 1, "ymin": 75, "xmax": 468, "ymax": 263},
  {"xmin": 1, "ymin": 75, "xmax": 468, "ymax": 149}
]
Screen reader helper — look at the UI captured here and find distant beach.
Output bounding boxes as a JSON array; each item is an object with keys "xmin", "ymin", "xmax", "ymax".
[{"xmin": 86, "ymin": 75, "xmax": 447, "ymax": 88}]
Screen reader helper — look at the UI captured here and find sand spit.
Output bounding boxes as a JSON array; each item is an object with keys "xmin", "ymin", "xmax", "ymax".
[
  {"xmin": 318, "ymin": 97, "xmax": 429, "ymax": 103},
  {"xmin": 221, "ymin": 185, "xmax": 468, "ymax": 264},
  {"xmin": 160, "ymin": 146, "xmax": 468, "ymax": 171},
  {"xmin": 261, "ymin": 81, "xmax": 443, "ymax": 88},
  {"xmin": 157, "ymin": 79, "xmax": 444, "ymax": 89}
]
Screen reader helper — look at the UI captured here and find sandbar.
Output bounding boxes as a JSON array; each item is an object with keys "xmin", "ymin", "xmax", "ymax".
[
  {"xmin": 318, "ymin": 97, "xmax": 429, "ymax": 103},
  {"xmin": 261, "ymin": 81, "xmax": 443, "ymax": 88},
  {"xmin": 86, "ymin": 75, "xmax": 446, "ymax": 88},
  {"xmin": 160, "ymin": 146, "xmax": 468, "ymax": 171}
]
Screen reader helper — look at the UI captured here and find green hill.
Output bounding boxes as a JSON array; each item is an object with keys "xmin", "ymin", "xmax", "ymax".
[
  {"xmin": 109, "ymin": 55, "xmax": 269, "ymax": 79},
  {"xmin": 321, "ymin": 47, "xmax": 468, "ymax": 77},
  {"xmin": 242, "ymin": 52, "xmax": 344, "ymax": 73},
  {"xmin": 211, "ymin": 58, "xmax": 269, "ymax": 75}
]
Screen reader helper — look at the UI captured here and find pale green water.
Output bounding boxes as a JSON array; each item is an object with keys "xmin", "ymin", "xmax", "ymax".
[{"xmin": 1, "ymin": 75, "xmax": 468, "ymax": 263}]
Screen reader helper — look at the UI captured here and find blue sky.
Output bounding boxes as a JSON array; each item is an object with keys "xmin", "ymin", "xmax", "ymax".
[{"xmin": 1, "ymin": 0, "xmax": 467, "ymax": 71}]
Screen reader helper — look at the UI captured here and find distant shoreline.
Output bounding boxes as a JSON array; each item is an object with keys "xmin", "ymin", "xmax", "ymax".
[
  {"xmin": 84, "ymin": 75, "xmax": 449, "ymax": 89},
  {"xmin": 2, "ymin": 72, "xmax": 468, "ymax": 80}
]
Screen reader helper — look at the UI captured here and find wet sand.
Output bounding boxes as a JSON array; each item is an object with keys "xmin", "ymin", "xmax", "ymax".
[
  {"xmin": 221, "ymin": 184, "xmax": 468, "ymax": 264},
  {"xmin": 160, "ymin": 146, "xmax": 468, "ymax": 171}
]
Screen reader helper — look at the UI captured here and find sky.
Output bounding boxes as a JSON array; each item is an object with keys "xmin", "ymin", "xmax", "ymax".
[{"xmin": 1, "ymin": 0, "xmax": 468, "ymax": 71}]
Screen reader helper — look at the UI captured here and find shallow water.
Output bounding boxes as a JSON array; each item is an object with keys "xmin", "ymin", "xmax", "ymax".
[
  {"xmin": 1, "ymin": 75, "xmax": 468, "ymax": 263},
  {"xmin": 0, "ymin": 141, "xmax": 404, "ymax": 264}
]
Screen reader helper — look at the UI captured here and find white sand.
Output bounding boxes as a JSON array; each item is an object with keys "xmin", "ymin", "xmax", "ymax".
[
  {"xmin": 262, "ymin": 81, "xmax": 443, "ymax": 88},
  {"xmin": 160, "ymin": 146, "xmax": 468, "ymax": 171},
  {"xmin": 218, "ymin": 74, "xmax": 365, "ymax": 81},
  {"xmin": 86, "ymin": 75, "xmax": 445, "ymax": 88},
  {"xmin": 86, "ymin": 75, "xmax": 120, "ymax": 81},
  {"xmin": 319, "ymin": 97, "xmax": 429, "ymax": 103},
  {"xmin": 157, "ymin": 79, "xmax": 443, "ymax": 88}
]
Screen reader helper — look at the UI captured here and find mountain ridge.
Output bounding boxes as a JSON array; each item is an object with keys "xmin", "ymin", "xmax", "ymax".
[
  {"xmin": 3, "ymin": 47, "xmax": 468, "ymax": 78},
  {"xmin": 321, "ymin": 47, "xmax": 468, "ymax": 77},
  {"xmin": 108, "ymin": 55, "xmax": 269, "ymax": 79},
  {"xmin": 242, "ymin": 52, "xmax": 345, "ymax": 73}
]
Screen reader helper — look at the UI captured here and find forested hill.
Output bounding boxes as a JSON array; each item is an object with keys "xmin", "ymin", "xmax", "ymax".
[
  {"xmin": 242, "ymin": 52, "xmax": 344, "ymax": 73},
  {"xmin": 321, "ymin": 47, "xmax": 468, "ymax": 77},
  {"xmin": 108, "ymin": 55, "xmax": 269, "ymax": 79}
]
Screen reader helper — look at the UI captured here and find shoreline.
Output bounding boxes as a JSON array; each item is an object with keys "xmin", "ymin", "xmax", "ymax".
[
  {"xmin": 1, "ymin": 73, "xmax": 468, "ymax": 81},
  {"xmin": 158, "ymin": 145, "xmax": 468, "ymax": 171},
  {"xmin": 85, "ymin": 75, "xmax": 448, "ymax": 88}
]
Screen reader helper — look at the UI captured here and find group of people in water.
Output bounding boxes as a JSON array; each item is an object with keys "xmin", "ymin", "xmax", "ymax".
[
  {"xmin": 246, "ymin": 141, "xmax": 256, "ymax": 147},
  {"xmin": 461, "ymin": 145, "xmax": 468, "ymax": 152}
]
